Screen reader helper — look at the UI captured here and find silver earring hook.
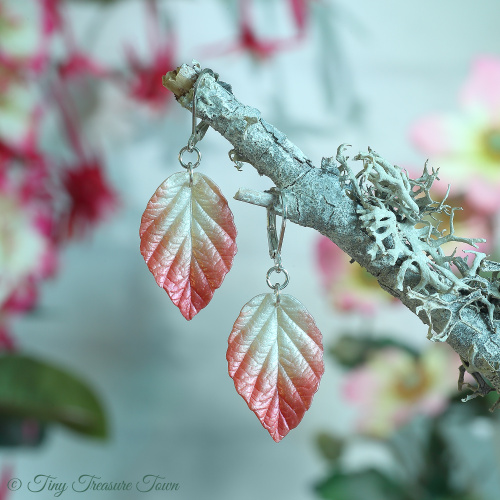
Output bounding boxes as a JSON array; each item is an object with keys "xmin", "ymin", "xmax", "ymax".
[
  {"xmin": 266, "ymin": 189, "xmax": 290, "ymax": 296},
  {"xmin": 178, "ymin": 67, "xmax": 217, "ymax": 185},
  {"xmin": 187, "ymin": 68, "xmax": 217, "ymax": 152},
  {"xmin": 267, "ymin": 189, "xmax": 287, "ymax": 264}
]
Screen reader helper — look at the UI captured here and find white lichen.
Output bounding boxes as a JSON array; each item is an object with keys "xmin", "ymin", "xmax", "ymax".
[{"xmin": 336, "ymin": 144, "xmax": 500, "ymax": 347}]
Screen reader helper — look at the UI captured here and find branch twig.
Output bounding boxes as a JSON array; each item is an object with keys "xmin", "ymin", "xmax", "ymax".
[{"xmin": 234, "ymin": 188, "xmax": 280, "ymax": 211}]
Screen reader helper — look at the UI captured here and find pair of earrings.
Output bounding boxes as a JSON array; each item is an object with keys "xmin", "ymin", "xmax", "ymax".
[{"xmin": 139, "ymin": 69, "xmax": 324, "ymax": 442}]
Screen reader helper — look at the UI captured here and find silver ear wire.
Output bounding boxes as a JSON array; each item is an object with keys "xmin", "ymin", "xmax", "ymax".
[
  {"xmin": 266, "ymin": 189, "xmax": 289, "ymax": 296},
  {"xmin": 266, "ymin": 190, "xmax": 287, "ymax": 265},
  {"xmin": 177, "ymin": 67, "xmax": 217, "ymax": 186},
  {"xmin": 187, "ymin": 68, "xmax": 218, "ymax": 151}
]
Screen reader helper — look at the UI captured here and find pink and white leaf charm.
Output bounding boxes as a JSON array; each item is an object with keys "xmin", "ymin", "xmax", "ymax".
[
  {"xmin": 227, "ymin": 292, "xmax": 324, "ymax": 442},
  {"xmin": 140, "ymin": 170, "xmax": 237, "ymax": 320}
]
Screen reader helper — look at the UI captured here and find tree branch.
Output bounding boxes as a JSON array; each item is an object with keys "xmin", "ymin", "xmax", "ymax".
[{"xmin": 163, "ymin": 62, "xmax": 500, "ymax": 407}]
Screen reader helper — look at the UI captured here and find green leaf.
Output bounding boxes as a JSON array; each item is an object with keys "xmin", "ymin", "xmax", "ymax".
[
  {"xmin": 328, "ymin": 334, "xmax": 420, "ymax": 368},
  {"xmin": 0, "ymin": 355, "xmax": 107, "ymax": 438},
  {"xmin": 315, "ymin": 431, "xmax": 344, "ymax": 463},
  {"xmin": 315, "ymin": 469, "xmax": 407, "ymax": 500}
]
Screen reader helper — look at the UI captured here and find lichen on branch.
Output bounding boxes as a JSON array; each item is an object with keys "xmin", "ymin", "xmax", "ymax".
[
  {"xmin": 336, "ymin": 145, "xmax": 500, "ymax": 347},
  {"xmin": 336, "ymin": 144, "xmax": 486, "ymax": 295}
]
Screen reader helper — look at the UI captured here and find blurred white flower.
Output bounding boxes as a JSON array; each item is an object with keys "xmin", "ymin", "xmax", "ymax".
[
  {"xmin": 0, "ymin": 193, "xmax": 49, "ymax": 307},
  {"xmin": 342, "ymin": 345, "xmax": 459, "ymax": 438}
]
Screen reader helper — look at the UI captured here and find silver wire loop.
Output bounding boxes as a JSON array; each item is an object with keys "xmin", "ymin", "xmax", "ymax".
[
  {"xmin": 228, "ymin": 149, "xmax": 243, "ymax": 171},
  {"xmin": 178, "ymin": 146, "xmax": 201, "ymax": 169},
  {"xmin": 267, "ymin": 190, "xmax": 287, "ymax": 263},
  {"xmin": 266, "ymin": 266, "xmax": 290, "ymax": 291}
]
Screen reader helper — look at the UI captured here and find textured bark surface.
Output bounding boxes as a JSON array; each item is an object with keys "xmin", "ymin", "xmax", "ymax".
[{"xmin": 163, "ymin": 63, "xmax": 500, "ymax": 405}]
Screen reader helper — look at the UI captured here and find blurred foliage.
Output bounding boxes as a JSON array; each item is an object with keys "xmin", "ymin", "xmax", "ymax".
[
  {"xmin": 328, "ymin": 334, "xmax": 419, "ymax": 368},
  {"xmin": 315, "ymin": 431, "xmax": 344, "ymax": 463},
  {"xmin": 0, "ymin": 415, "xmax": 46, "ymax": 447},
  {"xmin": 315, "ymin": 331, "xmax": 499, "ymax": 499},
  {"xmin": 316, "ymin": 469, "xmax": 407, "ymax": 500},
  {"xmin": 0, "ymin": 355, "xmax": 106, "ymax": 439}
]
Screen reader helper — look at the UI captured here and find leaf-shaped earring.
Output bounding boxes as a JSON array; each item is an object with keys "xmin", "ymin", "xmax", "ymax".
[
  {"xmin": 227, "ymin": 190, "xmax": 324, "ymax": 442},
  {"xmin": 140, "ymin": 69, "xmax": 237, "ymax": 320}
]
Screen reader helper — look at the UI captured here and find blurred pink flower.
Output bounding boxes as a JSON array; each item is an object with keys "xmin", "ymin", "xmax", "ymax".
[
  {"xmin": 125, "ymin": 0, "xmax": 175, "ymax": 109},
  {"xmin": 0, "ymin": 113, "xmax": 57, "ymax": 313},
  {"xmin": 27, "ymin": 0, "xmax": 64, "ymax": 74},
  {"xmin": 205, "ymin": 0, "xmax": 307, "ymax": 61},
  {"xmin": 0, "ymin": 140, "xmax": 18, "ymax": 180},
  {"xmin": 0, "ymin": 0, "xmax": 116, "ymax": 334},
  {"xmin": 411, "ymin": 56, "xmax": 500, "ymax": 216},
  {"xmin": 343, "ymin": 345, "xmax": 459, "ymax": 438},
  {"xmin": 2, "ymin": 277, "xmax": 38, "ymax": 314},
  {"xmin": 51, "ymin": 83, "xmax": 117, "ymax": 239},
  {"xmin": 288, "ymin": 0, "xmax": 314, "ymax": 34},
  {"xmin": 0, "ymin": 465, "xmax": 12, "ymax": 500},
  {"xmin": 316, "ymin": 236, "xmax": 398, "ymax": 315},
  {"xmin": 125, "ymin": 41, "xmax": 175, "ymax": 109},
  {"xmin": 61, "ymin": 157, "xmax": 117, "ymax": 239},
  {"xmin": 0, "ymin": 107, "xmax": 56, "ymax": 231},
  {"xmin": 40, "ymin": 0, "xmax": 63, "ymax": 36},
  {"xmin": 0, "ymin": 189, "xmax": 53, "ymax": 311},
  {"xmin": 58, "ymin": 52, "xmax": 110, "ymax": 81},
  {"xmin": 237, "ymin": 0, "xmax": 295, "ymax": 59}
]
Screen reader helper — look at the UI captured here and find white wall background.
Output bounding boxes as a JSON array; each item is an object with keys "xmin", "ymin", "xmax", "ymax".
[{"xmin": 3, "ymin": 1, "xmax": 500, "ymax": 499}]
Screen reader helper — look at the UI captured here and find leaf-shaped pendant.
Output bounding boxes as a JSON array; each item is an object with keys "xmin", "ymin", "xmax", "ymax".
[
  {"xmin": 140, "ymin": 171, "xmax": 237, "ymax": 320},
  {"xmin": 227, "ymin": 293, "xmax": 324, "ymax": 442}
]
